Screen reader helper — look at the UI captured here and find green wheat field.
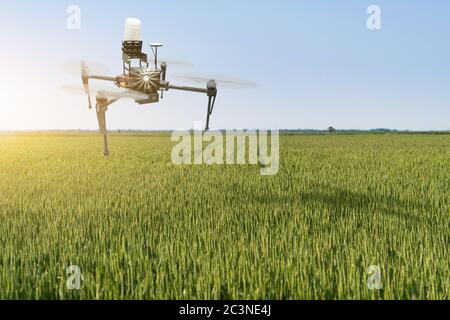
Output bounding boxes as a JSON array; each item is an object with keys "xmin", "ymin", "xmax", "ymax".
[{"xmin": 0, "ymin": 132, "xmax": 448, "ymax": 300}]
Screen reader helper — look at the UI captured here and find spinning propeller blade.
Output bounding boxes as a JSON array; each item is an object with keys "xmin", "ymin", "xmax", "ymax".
[
  {"xmin": 172, "ymin": 74, "xmax": 258, "ymax": 89},
  {"xmin": 80, "ymin": 62, "xmax": 93, "ymax": 109},
  {"xmin": 61, "ymin": 60, "xmax": 110, "ymax": 76},
  {"xmin": 156, "ymin": 58, "xmax": 194, "ymax": 68},
  {"xmin": 62, "ymin": 85, "xmax": 149, "ymax": 100},
  {"xmin": 62, "ymin": 61, "xmax": 112, "ymax": 109}
]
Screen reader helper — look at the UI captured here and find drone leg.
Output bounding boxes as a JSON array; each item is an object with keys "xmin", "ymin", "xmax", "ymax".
[
  {"xmin": 205, "ymin": 95, "xmax": 216, "ymax": 131},
  {"xmin": 166, "ymin": 83, "xmax": 217, "ymax": 132},
  {"xmin": 205, "ymin": 97, "xmax": 211, "ymax": 131},
  {"xmin": 96, "ymin": 101, "xmax": 109, "ymax": 156},
  {"xmin": 103, "ymin": 134, "xmax": 109, "ymax": 156}
]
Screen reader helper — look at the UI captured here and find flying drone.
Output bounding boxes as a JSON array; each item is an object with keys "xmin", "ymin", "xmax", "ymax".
[{"xmin": 64, "ymin": 18, "xmax": 256, "ymax": 156}]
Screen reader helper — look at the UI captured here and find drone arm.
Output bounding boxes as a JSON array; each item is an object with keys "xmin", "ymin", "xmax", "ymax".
[
  {"xmin": 89, "ymin": 75, "xmax": 117, "ymax": 82},
  {"xmin": 167, "ymin": 84, "xmax": 208, "ymax": 94}
]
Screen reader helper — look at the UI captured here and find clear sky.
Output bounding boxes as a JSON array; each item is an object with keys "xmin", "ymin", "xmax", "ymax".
[{"xmin": 0, "ymin": 0, "xmax": 449, "ymax": 130}]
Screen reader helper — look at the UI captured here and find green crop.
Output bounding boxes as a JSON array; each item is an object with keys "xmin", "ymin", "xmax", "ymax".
[{"xmin": 0, "ymin": 133, "xmax": 448, "ymax": 300}]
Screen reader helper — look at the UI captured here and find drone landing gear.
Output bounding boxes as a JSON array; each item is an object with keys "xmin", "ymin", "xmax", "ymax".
[
  {"xmin": 96, "ymin": 95, "xmax": 119, "ymax": 156},
  {"xmin": 167, "ymin": 83, "xmax": 218, "ymax": 131},
  {"xmin": 205, "ymin": 93, "xmax": 217, "ymax": 132}
]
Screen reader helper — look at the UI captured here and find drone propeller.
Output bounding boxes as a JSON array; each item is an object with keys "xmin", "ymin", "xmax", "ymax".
[
  {"xmin": 172, "ymin": 73, "xmax": 258, "ymax": 89},
  {"xmin": 156, "ymin": 58, "xmax": 194, "ymax": 68},
  {"xmin": 80, "ymin": 62, "xmax": 93, "ymax": 109},
  {"xmin": 62, "ymin": 60, "xmax": 112, "ymax": 109},
  {"xmin": 62, "ymin": 84, "xmax": 149, "ymax": 100},
  {"xmin": 61, "ymin": 60, "xmax": 110, "ymax": 76}
]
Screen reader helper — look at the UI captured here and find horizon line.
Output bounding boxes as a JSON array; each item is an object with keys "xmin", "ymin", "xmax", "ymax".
[{"xmin": 1, "ymin": 129, "xmax": 449, "ymax": 133}]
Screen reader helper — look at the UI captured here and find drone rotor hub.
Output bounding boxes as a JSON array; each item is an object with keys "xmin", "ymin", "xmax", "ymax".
[{"xmin": 207, "ymin": 79, "xmax": 217, "ymax": 90}]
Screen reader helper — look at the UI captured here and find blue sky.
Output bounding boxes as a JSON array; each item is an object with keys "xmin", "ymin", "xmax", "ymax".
[{"xmin": 0, "ymin": 0, "xmax": 449, "ymax": 130}]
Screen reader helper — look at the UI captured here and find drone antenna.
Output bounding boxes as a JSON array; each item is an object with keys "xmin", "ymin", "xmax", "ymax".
[{"xmin": 150, "ymin": 43, "xmax": 163, "ymax": 69}]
